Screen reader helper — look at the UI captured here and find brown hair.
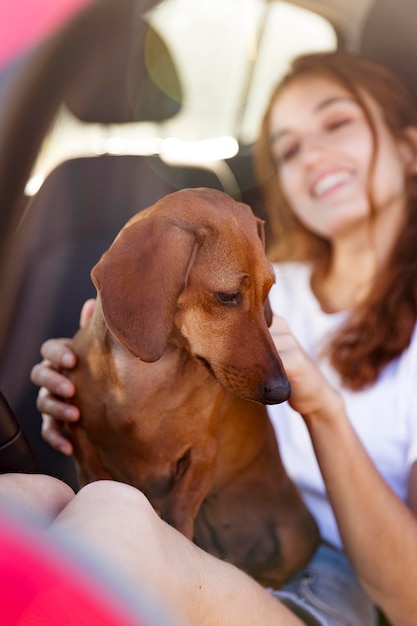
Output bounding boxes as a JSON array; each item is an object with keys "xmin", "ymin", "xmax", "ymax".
[{"xmin": 255, "ymin": 51, "xmax": 417, "ymax": 389}]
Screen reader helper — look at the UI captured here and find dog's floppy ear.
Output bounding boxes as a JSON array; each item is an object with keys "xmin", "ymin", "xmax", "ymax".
[{"xmin": 91, "ymin": 214, "xmax": 203, "ymax": 362}]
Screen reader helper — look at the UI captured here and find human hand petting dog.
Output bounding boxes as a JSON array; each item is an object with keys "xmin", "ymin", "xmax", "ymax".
[
  {"xmin": 32, "ymin": 307, "xmax": 341, "ymax": 455},
  {"xmin": 269, "ymin": 315, "xmax": 343, "ymax": 426},
  {"xmin": 30, "ymin": 299, "xmax": 96, "ymax": 455}
]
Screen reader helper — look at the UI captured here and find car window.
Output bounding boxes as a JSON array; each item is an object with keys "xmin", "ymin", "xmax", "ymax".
[{"xmin": 150, "ymin": 0, "xmax": 336, "ymax": 144}]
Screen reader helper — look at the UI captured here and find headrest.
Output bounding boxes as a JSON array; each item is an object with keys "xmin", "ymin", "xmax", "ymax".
[
  {"xmin": 360, "ymin": 0, "xmax": 417, "ymax": 105},
  {"xmin": 64, "ymin": 6, "xmax": 183, "ymax": 123}
]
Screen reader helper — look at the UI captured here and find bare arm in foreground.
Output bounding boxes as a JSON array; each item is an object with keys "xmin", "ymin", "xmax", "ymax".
[
  {"xmin": 271, "ymin": 316, "xmax": 417, "ymax": 626},
  {"xmin": 31, "ymin": 310, "xmax": 417, "ymax": 624}
]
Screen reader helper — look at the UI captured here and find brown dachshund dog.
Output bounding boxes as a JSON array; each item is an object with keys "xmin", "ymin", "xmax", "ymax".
[{"xmin": 65, "ymin": 187, "xmax": 319, "ymax": 588}]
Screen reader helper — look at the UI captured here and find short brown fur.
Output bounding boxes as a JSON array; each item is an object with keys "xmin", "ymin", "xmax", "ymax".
[{"xmin": 66, "ymin": 187, "xmax": 319, "ymax": 588}]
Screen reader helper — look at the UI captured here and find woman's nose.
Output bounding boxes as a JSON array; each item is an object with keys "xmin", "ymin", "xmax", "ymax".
[{"xmin": 300, "ymin": 133, "xmax": 328, "ymax": 163}]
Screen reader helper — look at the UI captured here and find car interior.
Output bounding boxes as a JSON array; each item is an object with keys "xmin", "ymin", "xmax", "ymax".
[
  {"xmin": 0, "ymin": 0, "xmax": 416, "ymax": 544},
  {"xmin": 1, "ymin": 2, "xmax": 416, "ymax": 623}
]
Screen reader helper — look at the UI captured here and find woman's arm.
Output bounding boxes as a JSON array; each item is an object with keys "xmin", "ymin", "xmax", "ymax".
[{"xmin": 271, "ymin": 315, "xmax": 417, "ymax": 626}]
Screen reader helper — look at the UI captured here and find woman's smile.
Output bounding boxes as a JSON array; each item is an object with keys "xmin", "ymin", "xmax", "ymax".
[
  {"xmin": 268, "ymin": 74, "xmax": 410, "ymax": 241},
  {"xmin": 310, "ymin": 167, "xmax": 355, "ymax": 199}
]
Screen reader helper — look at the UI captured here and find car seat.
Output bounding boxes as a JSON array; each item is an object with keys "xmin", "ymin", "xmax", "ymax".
[
  {"xmin": 360, "ymin": 0, "xmax": 417, "ymax": 107},
  {"xmin": 0, "ymin": 0, "xmax": 229, "ymax": 486}
]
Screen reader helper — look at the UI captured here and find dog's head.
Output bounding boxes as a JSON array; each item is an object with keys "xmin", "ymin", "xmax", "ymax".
[{"xmin": 92, "ymin": 188, "xmax": 290, "ymax": 405}]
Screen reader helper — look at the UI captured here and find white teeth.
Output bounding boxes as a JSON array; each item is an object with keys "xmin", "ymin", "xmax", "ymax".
[{"xmin": 313, "ymin": 170, "xmax": 352, "ymax": 197}]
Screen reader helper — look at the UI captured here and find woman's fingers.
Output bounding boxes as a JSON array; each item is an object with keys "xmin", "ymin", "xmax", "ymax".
[
  {"xmin": 40, "ymin": 412, "xmax": 74, "ymax": 456},
  {"xmin": 30, "ymin": 338, "xmax": 80, "ymax": 455},
  {"xmin": 270, "ymin": 315, "xmax": 338, "ymax": 417},
  {"xmin": 37, "ymin": 386, "xmax": 78, "ymax": 455},
  {"xmin": 39, "ymin": 338, "xmax": 77, "ymax": 369},
  {"xmin": 36, "ymin": 386, "xmax": 79, "ymax": 420},
  {"xmin": 80, "ymin": 298, "xmax": 96, "ymax": 328},
  {"xmin": 30, "ymin": 338, "xmax": 77, "ymax": 399},
  {"xmin": 269, "ymin": 316, "xmax": 307, "ymax": 376},
  {"xmin": 29, "ymin": 302, "xmax": 95, "ymax": 456},
  {"xmin": 31, "ymin": 360, "xmax": 76, "ymax": 399}
]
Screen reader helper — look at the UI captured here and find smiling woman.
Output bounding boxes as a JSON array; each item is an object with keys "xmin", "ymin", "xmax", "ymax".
[
  {"xmin": 267, "ymin": 80, "xmax": 403, "ymax": 239},
  {"xmin": 3, "ymin": 0, "xmax": 417, "ymax": 625},
  {"xmin": 256, "ymin": 52, "xmax": 417, "ymax": 384},
  {"xmin": 27, "ymin": 47, "xmax": 417, "ymax": 626}
]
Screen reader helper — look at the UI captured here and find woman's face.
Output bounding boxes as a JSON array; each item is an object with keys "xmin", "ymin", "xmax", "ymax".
[{"xmin": 268, "ymin": 75, "xmax": 412, "ymax": 241}]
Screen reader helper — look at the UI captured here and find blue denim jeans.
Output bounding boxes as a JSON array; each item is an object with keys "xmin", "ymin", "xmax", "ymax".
[{"xmin": 269, "ymin": 544, "xmax": 379, "ymax": 625}]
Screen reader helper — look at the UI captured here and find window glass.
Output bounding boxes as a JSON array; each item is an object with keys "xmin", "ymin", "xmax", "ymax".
[{"xmin": 149, "ymin": 0, "xmax": 337, "ymax": 143}]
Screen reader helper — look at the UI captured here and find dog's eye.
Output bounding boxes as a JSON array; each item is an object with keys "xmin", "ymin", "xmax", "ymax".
[{"xmin": 215, "ymin": 291, "xmax": 241, "ymax": 306}]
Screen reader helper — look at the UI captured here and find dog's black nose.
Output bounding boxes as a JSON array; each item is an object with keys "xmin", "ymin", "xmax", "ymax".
[{"xmin": 263, "ymin": 378, "xmax": 291, "ymax": 405}]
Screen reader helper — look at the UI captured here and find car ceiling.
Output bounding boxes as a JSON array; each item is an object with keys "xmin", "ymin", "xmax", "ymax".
[{"xmin": 280, "ymin": 0, "xmax": 375, "ymax": 49}]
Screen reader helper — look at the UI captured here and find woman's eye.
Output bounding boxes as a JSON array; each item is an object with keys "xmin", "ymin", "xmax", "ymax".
[
  {"xmin": 275, "ymin": 143, "xmax": 300, "ymax": 165},
  {"xmin": 326, "ymin": 117, "xmax": 352, "ymax": 132},
  {"xmin": 215, "ymin": 291, "xmax": 241, "ymax": 306}
]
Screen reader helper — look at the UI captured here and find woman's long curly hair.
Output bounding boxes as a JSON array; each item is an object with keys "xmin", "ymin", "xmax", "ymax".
[{"xmin": 255, "ymin": 51, "xmax": 417, "ymax": 390}]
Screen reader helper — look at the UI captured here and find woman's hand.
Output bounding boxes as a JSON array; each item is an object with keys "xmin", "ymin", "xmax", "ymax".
[
  {"xmin": 270, "ymin": 315, "xmax": 342, "ymax": 422},
  {"xmin": 30, "ymin": 299, "xmax": 96, "ymax": 455},
  {"xmin": 31, "ymin": 339, "xmax": 79, "ymax": 455}
]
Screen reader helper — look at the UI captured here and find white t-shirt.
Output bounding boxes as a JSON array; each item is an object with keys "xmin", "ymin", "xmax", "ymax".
[{"xmin": 268, "ymin": 261, "xmax": 417, "ymax": 549}]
